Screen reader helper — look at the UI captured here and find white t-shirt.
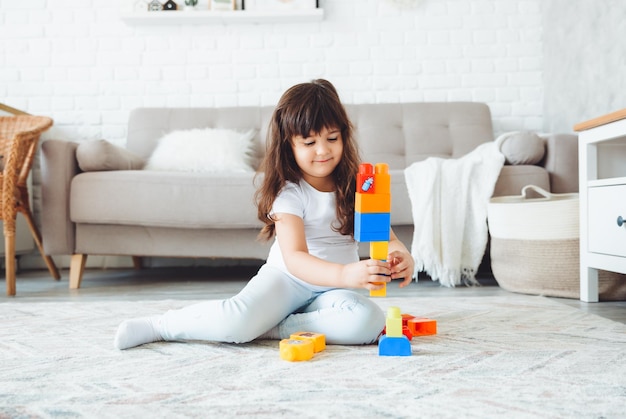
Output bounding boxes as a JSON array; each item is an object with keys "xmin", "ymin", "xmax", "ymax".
[{"xmin": 265, "ymin": 180, "xmax": 359, "ymax": 286}]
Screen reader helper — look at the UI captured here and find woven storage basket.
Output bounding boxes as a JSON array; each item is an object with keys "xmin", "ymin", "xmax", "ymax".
[{"xmin": 488, "ymin": 185, "xmax": 626, "ymax": 300}]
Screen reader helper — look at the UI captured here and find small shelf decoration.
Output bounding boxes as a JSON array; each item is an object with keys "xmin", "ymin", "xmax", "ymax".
[
  {"xmin": 184, "ymin": 0, "xmax": 198, "ymax": 9},
  {"xmin": 163, "ymin": 0, "xmax": 178, "ymax": 10},
  {"xmin": 211, "ymin": 0, "xmax": 236, "ymax": 10},
  {"xmin": 148, "ymin": 0, "xmax": 163, "ymax": 11}
]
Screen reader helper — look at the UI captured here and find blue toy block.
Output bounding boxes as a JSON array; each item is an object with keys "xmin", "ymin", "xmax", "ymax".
[
  {"xmin": 354, "ymin": 212, "xmax": 390, "ymax": 242},
  {"xmin": 378, "ymin": 334, "xmax": 412, "ymax": 356}
]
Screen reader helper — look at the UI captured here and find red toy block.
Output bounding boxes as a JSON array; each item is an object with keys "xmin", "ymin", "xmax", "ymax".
[
  {"xmin": 402, "ymin": 313, "xmax": 415, "ymax": 326},
  {"xmin": 357, "ymin": 163, "xmax": 375, "ymax": 194},
  {"xmin": 407, "ymin": 317, "xmax": 437, "ymax": 336}
]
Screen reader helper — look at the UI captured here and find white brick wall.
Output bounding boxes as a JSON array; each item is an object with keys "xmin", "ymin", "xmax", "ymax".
[{"xmin": 0, "ymin": 0, "xmax": 545, "ymax": 144}]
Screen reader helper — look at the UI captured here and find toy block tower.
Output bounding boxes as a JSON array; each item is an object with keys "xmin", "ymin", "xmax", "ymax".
[
  {"xmin": 378, "ymin": 306, "xmax": 412, "ymax": 356},
  {"xmin": 354, "ymin": 162, "xmax": 391, "ymax": 297}
]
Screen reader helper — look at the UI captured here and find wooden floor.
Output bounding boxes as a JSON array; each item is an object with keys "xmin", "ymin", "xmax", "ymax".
[{"xmin": 3, "ymin": 265, "xmax": 626, "ymax": 324}]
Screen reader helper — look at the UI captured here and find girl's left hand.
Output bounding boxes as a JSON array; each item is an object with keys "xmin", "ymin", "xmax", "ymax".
[{"xmin": 388, "ymin": 250, "xmax": 414, "ymax": 288}]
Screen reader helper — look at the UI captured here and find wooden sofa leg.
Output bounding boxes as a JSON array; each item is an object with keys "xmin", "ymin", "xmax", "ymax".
[
  {"xmin": 132, "ymin": 256, "xmax": 142, "ymax": 270},
  {"xmin": 22, "ymin": 209, "xmax": 61, "ymax": 280},
  {"xmin": 5, "ymin": 234, "xmax": 16, "ymax": 296},
  {"xmin": 69, "ymin": 254, "xmax": 87, "ymax": 289}
]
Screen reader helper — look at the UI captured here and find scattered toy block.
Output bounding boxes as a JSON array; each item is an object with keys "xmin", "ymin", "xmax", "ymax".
[
  {"xmin": 378, "ymin": 334, "xmax": 411, "ymax": 356},
  {"xmin": 402, "ymin": 325, "xmax": 413, "ymax": 341},
  {"xmin": 279, "ymin": 339, "xmax": 314, "ymax": 362},
  {"xmin": 290, "ymin": 332, "xmax": 326, "ymax": 353},
  {"xmin": 407, "ymin": 317, "xmax": 437, "ymax": 336}
]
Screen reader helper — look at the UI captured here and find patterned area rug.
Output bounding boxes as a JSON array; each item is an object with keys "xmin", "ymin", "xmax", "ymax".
[{"xmin": 1, "ymin": 294, "xmax": 625, "ymax": 418}]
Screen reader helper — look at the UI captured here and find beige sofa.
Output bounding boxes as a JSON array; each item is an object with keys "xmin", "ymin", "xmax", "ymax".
[{"xmin": 40, "ymin": 102, "xmax": 578, "ymax": 288}]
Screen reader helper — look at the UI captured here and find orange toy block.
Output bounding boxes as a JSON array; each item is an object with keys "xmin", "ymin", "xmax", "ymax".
[
  {"xmin": 290, "ymin": 332, "xmax": 326, "ymax": 353},
  {"xmin": 373, "ymin": 163, "xmax": 390, "ymax": 195},
  {"xmin": 355, "ymin": 192, "xmax": 391, "ymax": 214},
  {"xmin": 279, "ymin": 339, "xmax": 314, "ymax": 362},
  {"xmin": 407, "ymin": 317, "xmax": 437, "ymax": 336}
]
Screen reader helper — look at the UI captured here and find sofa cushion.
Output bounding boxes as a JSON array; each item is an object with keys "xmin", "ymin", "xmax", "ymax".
[
  {"xmin": 144, "ymin": 128, "xmax": 257, "ymax": 173},
  {"xmin": 495, "ymin": 131, "xmax": 545, "ymax": 165},
  {"xmin": 70, "ymin": 169, "xmax": 416, "ymax": 230},
  {"xmin": 70, "ymin": 171, "xmax": 262, "ymax": 229},
  {"xmin": 76, "ymin": 139, "xmax": 145, "ymax": 172}
]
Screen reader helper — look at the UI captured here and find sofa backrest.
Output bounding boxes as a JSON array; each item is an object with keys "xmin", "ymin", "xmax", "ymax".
[{"xmin": 127, "ymin": 102, "xmax": 494, "ymax": 170}]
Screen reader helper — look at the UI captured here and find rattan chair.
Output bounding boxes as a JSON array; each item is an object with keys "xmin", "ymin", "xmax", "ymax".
[{"xmin": 0, "ymin": 115, "xmax": 60, "ymax": 295}]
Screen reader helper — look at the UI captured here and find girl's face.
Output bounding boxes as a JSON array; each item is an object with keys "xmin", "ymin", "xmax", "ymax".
[{"xmin": 290, "ymin": 126, "xmax": 343, "ymax": 192}]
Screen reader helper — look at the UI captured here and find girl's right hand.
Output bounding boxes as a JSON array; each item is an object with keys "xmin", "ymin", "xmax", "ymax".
[{"xmin": 341, "ymin": 259, "xmax": 391, "ymax": 290}]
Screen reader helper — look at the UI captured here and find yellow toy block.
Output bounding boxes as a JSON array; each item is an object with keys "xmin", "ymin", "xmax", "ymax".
[
  {"xmin": 279, "ymin": 339, "xmax": 314, "ymax": 362},
  {"xmin": 290, "ymin": 332, "xmax": 326, "ymax": 353},
  {"xmin": 369, "ymin": 241, "xmax": 388, "ymax": 298},
  {"xmin": 355, "ymin": 192, "xmax": 391, "ymax": 214},
  {"xmin": 370, "ymin": 241, "xmax": 389, "ymax": 260},
  {"xmin": 385, "ymin": 306, "xmax": 403, "ymax": 337},
  {"xmin": 370, "ymin": 283, "xmax": 387, "ymax": 297}
]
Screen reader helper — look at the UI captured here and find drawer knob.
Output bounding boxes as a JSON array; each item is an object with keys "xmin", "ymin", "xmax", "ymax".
[{"xmin": 618, "ymin": 216, "xmax": 625, "ymax": 227}]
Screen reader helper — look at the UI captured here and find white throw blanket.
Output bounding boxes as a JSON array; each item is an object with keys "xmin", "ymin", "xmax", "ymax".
[{"xmin": 404, "ymin": 142, "xmax": 505, "ymax": 287}]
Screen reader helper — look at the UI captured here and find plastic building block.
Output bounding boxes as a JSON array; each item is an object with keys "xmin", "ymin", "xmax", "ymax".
[
  {"xmin": 290, "ymin": 332, "xmax": 326, "ymax": 353},
  {"xmin": 355, "ymin": 162, "xmax": 392, "ymax": 298},
  {"xmin": 402, "ymin": 325, "xmax": 413, "ymax": 341},
  {"xmin": 378, "ymin": 334, "xmax": 411, "ymax": 356},
  {"xmin": 357, "ymin": 163, "xmax": 376, "ymax": 194},
  {"xmin": 401, "ymin": 313, "xmax": 415, "ymax": 326},
  {"xmin": 279, "ymin": 339, "xmax": 314, "ymax": 362},
  {"xmin": 407, "ymin": 317, "xmax": 437, "ymax": 336},
  {"xmin": 370, "ymin": 241, "xmax": 389, "ymax": 261},
  {"xmin": 354, "ymin": 212, "xmax": 391, "ymax": 242},
  {"xmin": 385, "ymin": 306, "xmax": 403, "ymax": 337},
  {"xmin": 373, "ymin": 163, "xmax": 390, "ymax": 195},
  {"xmin": 355, "ymin": 193, "xmax": 391, "ymax": 213}
]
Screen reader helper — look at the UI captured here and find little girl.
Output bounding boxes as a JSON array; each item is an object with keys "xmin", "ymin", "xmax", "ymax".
[{"xmin": 114, "ymin": 79, "xmax": 414, "ymax": 350}]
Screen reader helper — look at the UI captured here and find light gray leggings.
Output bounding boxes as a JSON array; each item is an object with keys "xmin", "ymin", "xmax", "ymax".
[{"xmin": 159, "ymin": 264, "xmax": 385, "ymax": 345}]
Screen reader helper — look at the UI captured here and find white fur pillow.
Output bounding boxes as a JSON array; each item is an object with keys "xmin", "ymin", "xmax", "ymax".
[{"xmin": 144, "ymin": 128, "xmax": 257, "ymax": 173}]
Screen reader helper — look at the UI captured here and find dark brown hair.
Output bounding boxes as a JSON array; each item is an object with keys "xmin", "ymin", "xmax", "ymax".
[{"xmin": 255, "ymin": 79, "xmax": 361, "ymax": 241}]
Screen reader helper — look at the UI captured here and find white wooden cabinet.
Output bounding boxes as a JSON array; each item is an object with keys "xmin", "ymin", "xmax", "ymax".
[{"xmin": 575, "ymin": 109, "xmax": 626, "ymax": 302}]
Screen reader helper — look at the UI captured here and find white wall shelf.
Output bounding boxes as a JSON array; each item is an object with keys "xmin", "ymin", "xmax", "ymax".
[{"xmin": 121, "ymin": 9, "xmax": 323, "ymax": 25}]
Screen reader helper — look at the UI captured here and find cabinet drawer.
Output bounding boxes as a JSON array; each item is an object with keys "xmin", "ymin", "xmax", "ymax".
[{"xmin": 588, "ymin": 184, "xmax": 626, "ymax": 257}]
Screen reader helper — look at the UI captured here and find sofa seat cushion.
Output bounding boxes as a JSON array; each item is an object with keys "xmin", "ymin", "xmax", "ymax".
[{"xmin": 70, "ymin": 171, "xmax": 262, "ymax": 229}]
